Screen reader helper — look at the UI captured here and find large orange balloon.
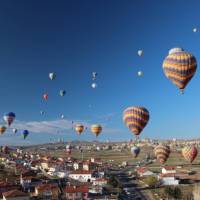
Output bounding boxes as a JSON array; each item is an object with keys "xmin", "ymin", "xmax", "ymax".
[
  {"xmin": 154, "ymin": 144, "xmax": 170, "ymax": 164},
  {"xmin": 75, "ymin": 124, "xmax": 84, "ymax": 135},
  {"xmin": 182, "ymin": 145, "xmax": 198, "ymax": 163},
  {"xmin": 163, "ymin": 48, "xmax": 197, "ymax": 93},
  {"xmin": 123, "ymin": 106, "xmax": 149, "ymax": 137},
  {"xmin": 91, "ymin": 124, "xmax": 102, "ymax": 137}
]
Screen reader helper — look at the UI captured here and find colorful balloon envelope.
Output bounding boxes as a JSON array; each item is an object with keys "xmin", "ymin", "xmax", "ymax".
[
  {"xmin": 75, "ymin": 124, "xmax": 84, "ymax": 135},
  {"xmin": 163, "ymin": 48, "xmax": 197, "ymax": 93},
  {"xmin": 3, "ymin": 112, "xmax": 16, "ymax": 126},
  {"xmin": 49, "ymin": 72, "xmax": 56, "ymax": 80},
  {"xmin": 182, "ymin": 145, "xmax": 198, "ymax": 163},
  {"xmin": 91, "ymin": 124, "xmax": 102, "ymax": 137},
  {"xmin": 0, "ymin": 126, "xmax": 6, "ymax": 135},
  {"xmin": 22, "ymin": 130, "xmax": 29, "ymax": 139},
  {"xmin": 131, "ymin": 146, "xmax": 140, "ymax": 158},
  {"xmin": 154, "ymin": 144, "xmax": 170, "ymax": 164},
  {"xmin": 123, "ymin": 106, "xmax": 149, "ymax": 137},
  {"xmin": 43, "ymin": 94, "xmax": 48, "ymax": 100}
]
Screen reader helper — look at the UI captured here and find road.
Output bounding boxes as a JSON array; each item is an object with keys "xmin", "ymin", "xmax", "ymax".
[{"xmin": 107, "ymin": 168, "xmax": 149, "ymax": 200}]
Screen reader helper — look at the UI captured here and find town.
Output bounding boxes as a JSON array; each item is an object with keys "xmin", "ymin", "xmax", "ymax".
[{"xmin": 1, "ymin": 139, "xmax": 200, "ymax": 200}]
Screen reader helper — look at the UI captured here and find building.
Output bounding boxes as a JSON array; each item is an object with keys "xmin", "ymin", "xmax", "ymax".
[
  {"xmin": 162, "ymin": 166, "xmax": 176, "ymax": 174},
  {"xmin": 159, "ymin": 173, "xmax": 179, "ymax": 185},
  {"xmin": 137, "ymin": 167, "xmax": 155, "ymax": 177},
  {"xmin": 69, "ymin": 171, "xmax": 93, "ymax": 182},
  {"xmin": 2, "ymin": 190, "xmax": 30, "ymax": 200},
  {"xmin": 34, "ymin": 184, "xmax": 61, "ymax": 199},
  {"xmin": 64, "ymin": 185, "xmax": 88, "ymax": 200}
]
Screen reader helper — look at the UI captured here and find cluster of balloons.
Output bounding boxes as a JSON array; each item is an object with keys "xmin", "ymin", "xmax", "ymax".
[
  {"xmin": 0, "ymin": 112, "xmax": 29, "ymax": 139},
  {"xmin": 125, "ymin": 47, "xmax": 198, "ymax": 163},
  {"xmin": 137, "ymin": 50, "xmax": 144, "ymax": 77},
  {"xmin": 74, "ymin": 123, "xmax": 102, "ymax": 137},
  {"xmin": 153, "ymin": 143, "xmax": 198, "ymax": 164},
  {"xmin": 41, "ymin": 72, "xmax": 67, "ymax": 118},
  {"xmin": 91, "ymin": 72, "xmax": 97, "ymax": 89}
]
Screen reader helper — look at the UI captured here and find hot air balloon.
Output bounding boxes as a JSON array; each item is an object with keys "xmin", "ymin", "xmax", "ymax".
[
  {"xmin": 91, "ymin": 124, "xmax": 102, "ymax": 137},
  {"xmin": 137, "ymin": 50, "xmax": 144, "ymax": 56},
  {"xmin": 43, "ymin": 93, "xmax": 48, "ymax": 101},
  {"xmin": 92, "ymin": 72, "xmax": 97, "ymax": 80},
  {"xmin": 193, "ymin": 28, "xmax": 197, "ymax": 33},
  {"xmin": 182, "ymin": 145, "xmax": 198, "ymax": 163},
  {"xmin": 154, "ymin": 144, "xmax": 170, "ymax": 164},
  {"xmin": 66, "ymin": 145, "xmax": 72, "ymax": 155},
  {"xmin": 1, "ymin": 146, "xmax": 9, "ymax": 154},
  {"xmin": 131, "ymin": 146, "xmax": 140, "ymax": 158},
  {"xmin": 91, "ymin": 83, "xmax": 97, "ymax": 89},
  {"xmin": 137, "ymin": 71, "xmax": 143, "ymax": 77},
  {"xmin": 12, "ymin": 129, "xmax": 17, "ymax": 134},
  {"xmin": 3, "ymin": 112, "xmax": 16, "ymax": 126},
  {"xmin": 59, "ymin": 90, "xmax": 66, "ymax": 97},
  {"xmin": 49, "ymin": 72, "xmax": 56, "ymax": 80},
  {"xmin": 163, "ymin": 48, "xmax": 197, "ymax": 93},
  {"xmin": 123, "ymin": 106, "xmax": 149, "ymax": 138},
  {"xmin": 40, "ymin": 110, "xmax": 45, "ymax": 115},
  {"xmin": 22, "ymin": 130, "xmax": 29, "ymax": 139},
  {"xmin": 0, "ymin": 126, "xmax": 6, "ymax": 135},
  {"xmin": 61, "ymin": 114, "xmax": 65, "ymax": 119},
  {"xmin": 75, "ymin": 124, "xmax": 84, "ymax": 135}
]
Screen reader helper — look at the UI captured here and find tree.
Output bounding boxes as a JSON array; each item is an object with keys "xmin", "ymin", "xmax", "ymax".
[
  {"xmin": 173, "ymin": 187, "xmax": 182, "ymax": 199},
  {"xmin": 164, "ymin": 186, "xmax": 182, "ymax": 200},
  {"xmin": 143, "ymin": 176, "xmax": 158, "ymax": 188},
  {"xmin": 108, "ymin": 176, "xmax": 118, "ymax": 187}
]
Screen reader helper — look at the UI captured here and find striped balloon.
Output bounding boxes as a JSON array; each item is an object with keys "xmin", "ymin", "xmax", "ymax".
[
  {"xmin": 154, "ymin": 144, "xmax": 170, "ymax": 164},
  {"xmin": 163, "ymin": 48, "xmax": 197, "ymax": 92},
  {"xmin": 182, "ymin": 145, "xmax": 198, "ymax": 163},
  {"xmin": 123, "ymin": 106, "xmax": 149, "ymax": 137},
  {"xmin": 75, "ymin": 124, "xmax": 84, "ymax": 135},
  {"xmin": 91, "ymin": 124, "xmax": 102, "ymax": 137}
]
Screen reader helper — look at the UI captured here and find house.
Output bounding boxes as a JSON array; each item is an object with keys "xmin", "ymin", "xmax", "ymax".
[
  {"xmin": 69, "ymin": 170, "xmax": 93, "ymax": 182},
  {"xmin": 159, "ymin": 173, "xmax": 179, "ymax": 185},
  {"xmin": 73, "ymin": 162, "xmax": 82, "ymax": 170},
  {"xmin": 162, "ymin": 166, "xmax": 176, "ymax": 174},
  {"xmin": 137, "ymin": 167, "xmax": 155, "ymax": 177},
  {"xmin": 93, "ymin": 178, "xmax": 108, "ymax": 186},
  {"xmin": 34, "ymin": 183, "xmax": 61, "ymax": 199},
  {"xmin": 2, "ymin": 189, "xmax": 30, "ymax": 200},
  {"xmin": 64, "ymin": 185, "xmax": 88, "ymax": 200},
  {"xmin": 83, "ymin": 161, "xmax": 91, "ymax": 171}
]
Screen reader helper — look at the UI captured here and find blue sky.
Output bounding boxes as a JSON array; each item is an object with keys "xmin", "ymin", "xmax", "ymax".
[{"xmin": 0, "ymin": 0, "xmax": 200, "ymax": 145}]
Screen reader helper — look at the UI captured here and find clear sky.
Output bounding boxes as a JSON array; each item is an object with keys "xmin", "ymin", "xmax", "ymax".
[{"xmin": 0, "ymin": 0, "xmax": 200, "ymax": 145}]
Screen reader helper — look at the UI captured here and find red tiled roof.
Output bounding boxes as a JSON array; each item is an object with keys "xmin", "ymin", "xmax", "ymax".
[
  {"xmin": 65, "ymin": 185, "xmax": 88, "ymax": 193},
  {"xmin": 36, "ymin": 184, "xmax": 59, "ymax": 191},
  {"xmin": 137, "ymin": 167, "xmax": 146, "ymax": 174},
  {"xmin": 163, "ymin": 166, "xmax": 175, "ymax": 170},
  {"xmin": 70, "ymin": 170, "xmax": 92, "ymax": 175},
  {"xmin": 3, "ymin": 190, "xmax": 28, "ymax": 198}
]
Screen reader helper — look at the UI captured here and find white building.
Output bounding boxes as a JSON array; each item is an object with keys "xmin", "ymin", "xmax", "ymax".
[
  {"xmin": 68, "ymin": 171, "xmax": 93, "ymax": 182},
  {"xmin": 159, "ymin": 174, "xmax": 179, "ymax": 185}
]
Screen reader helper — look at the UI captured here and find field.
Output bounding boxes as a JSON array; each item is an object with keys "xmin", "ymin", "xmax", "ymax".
[{"xmin": 32, "ymin": 145, "xmax": 200, "ymax": 173}]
